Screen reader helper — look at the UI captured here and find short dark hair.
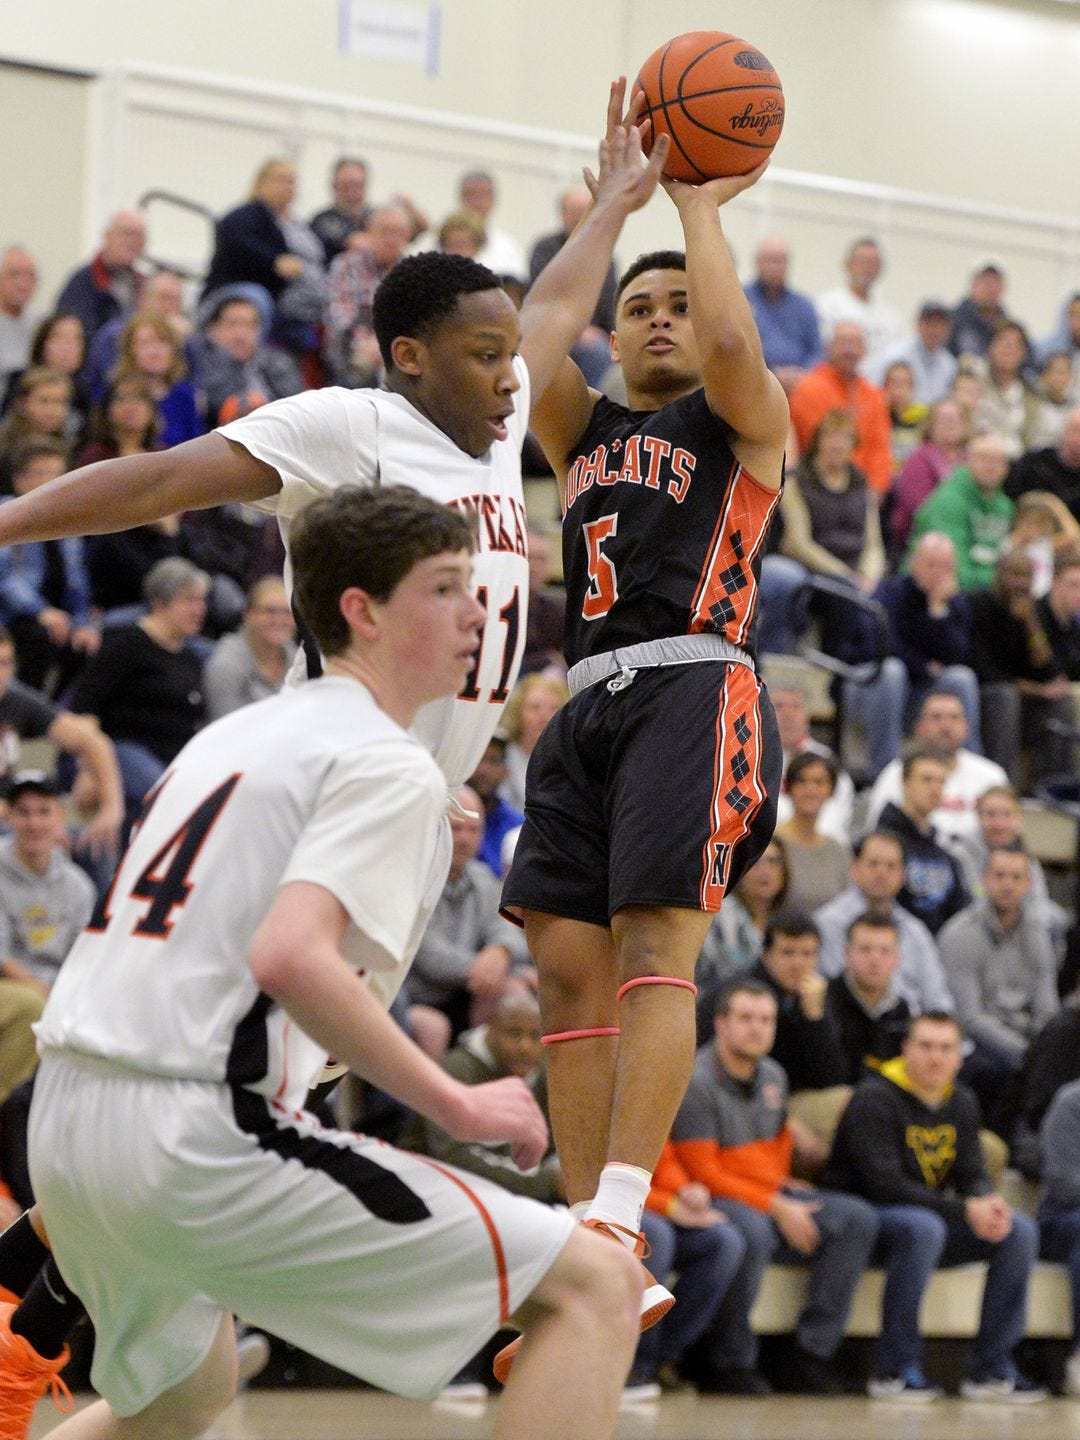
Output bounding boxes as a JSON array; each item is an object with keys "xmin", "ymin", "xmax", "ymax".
[
  {"xmin": 919, "ymin": 686, "xmax": 965, "ymax": 717},
  {"xmin": 372, "ymin": 252, "xmax": 502, "ymax": 369},
  {"xmin": 763, "ymin": 907, "xmax": 819, "ymax": 950},
  {"xmin": 714, "ymin": 976, "xmax": 775, "ymax": 1017},
  {"xmin": 333, "ymin": 155, "xmax": 369, "ymax": 179},
  {"xmin": 615, "ymin": 250, "xmax": 686, "ymax": 307},
  {"xmin": 900, "ymin": 744, "xmax": 946, "ymax": 781},
  {"xmin": 983, "ymin": 842, "xmax": 1029, "ymax": 868},
  {"xmin": 7, "ymin": 435, "xmax": 67, "ymax": 477},
  {"xmin": 854, "ymin": 829, "xmax": 904, "ymax": 861},
  {"xmin": 845, "ymin": 909, "xmax": 899, "ymax": 943},
  {"xmin": 290, "ymin": 485, "xmax": 475, "ymax": 656},
  {"xmin": 904, "ymin": 1010, "xmax": 962, "ymax": 1043}
]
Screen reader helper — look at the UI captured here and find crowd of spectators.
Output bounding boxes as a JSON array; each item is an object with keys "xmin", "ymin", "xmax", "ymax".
[{"xmin": 2, "ymin": 159, "xmax": 1080, "ymax": 1405}]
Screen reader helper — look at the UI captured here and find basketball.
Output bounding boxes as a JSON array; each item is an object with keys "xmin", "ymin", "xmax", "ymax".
[{"xmin": 632, "ymin": 30, "xmax": 785, "ymax": 182}]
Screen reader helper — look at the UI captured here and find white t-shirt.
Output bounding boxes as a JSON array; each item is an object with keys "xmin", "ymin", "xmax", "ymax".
[
  {"xmin": 476, "ymin": 228, "xmax": 528, "ymax": 285},
  {"xmin": 864, "ymin": 748, "xmax": 1009, "ymax": 850},
  {"xmin": 36, "ymin": 678, "xmax": 446, "ymax": 1108},
  {"xmin": 816, "ymin": 287, "xmax": 903, "ymax": 376},
  {"xmin": 218, "ymin": 365, "xmax": 532, "ymax": 787}
]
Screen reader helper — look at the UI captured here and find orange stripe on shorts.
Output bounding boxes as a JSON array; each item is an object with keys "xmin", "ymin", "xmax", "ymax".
[
  {"xmin": 410, "ymin": 1154, "xmax": 512, "ymax": 1325},
  {"xmin": 699, "ymin": 664, "xmax": 766, "ymax": 910}
]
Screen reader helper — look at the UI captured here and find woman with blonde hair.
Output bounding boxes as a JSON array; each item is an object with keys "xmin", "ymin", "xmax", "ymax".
[
  {"xmin": 498, "ymin": 672, "xmax": 570, "ymax": 812},
  {"xmin": 113, "ymin": 312, "xmax": 203, "ymax": 447}
]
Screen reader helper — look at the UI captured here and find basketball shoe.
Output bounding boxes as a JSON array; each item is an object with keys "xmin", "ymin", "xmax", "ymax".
[
  {"xmin": 491, "ymin": 1219, "xmax": 674, "ymax": 1385},
  {"xmin": 0, "ymin": 1301, "xmax": 73, "ymax": 1440}
]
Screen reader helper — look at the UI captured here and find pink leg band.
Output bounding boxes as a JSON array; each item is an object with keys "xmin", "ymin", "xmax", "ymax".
[
  {"xmin": 541, "ymin": 1026, "xmax": 621, "ymax": 1046},
  {"xmin": 616, "ymin": 976, "xmax": 698, "ymax": 1002}
]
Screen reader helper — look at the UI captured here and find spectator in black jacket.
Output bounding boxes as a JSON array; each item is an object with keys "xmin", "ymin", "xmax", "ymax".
[
  {"xmin": 847, "ymin": 532, "xmax": 981, "ymax": 768},
  {"xmin": 1036, "ymin": 546, "xmax": 1080, "ymax": 680},
  {"xmin": 826, "ymin": 912, "xmax": 911, "ymax": 1086},
  {"xmin": 969, "ymin": 549, "xmax": 1074, "ymax": 788},
  {"xmin": 1010, "ymin": 992, "xmax": 1080, "ymax": 1178},
  {"xmin": 948, "ymin": 260, "xmax": 1009, "ymax": 362},
  {"xmin": 1006, "ymin": 406, "xmax": 1080, "ymax": 522},
  {"xmin": 748, "ymin": 910, "xmax": 846, "ymax": 1157},
  {"xmin": 528, "ymin": 187, "xmax": 616, "ymax": 388},
  {"xmin": 68, "ymin": 557, "xmax": 208, "ymax": 830},
  {"xmin": 877, "ymin": 747, "xmax": 970, "ymax": 935}
]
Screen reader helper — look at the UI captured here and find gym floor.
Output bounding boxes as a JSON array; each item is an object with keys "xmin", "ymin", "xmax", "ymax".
[{"xmin": 28, "ymin": 1391, "xmax": 1080, "ymax": 1439}]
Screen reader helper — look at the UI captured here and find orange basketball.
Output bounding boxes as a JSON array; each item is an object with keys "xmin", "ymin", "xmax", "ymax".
[{"xmin": 632, "ymin": 31, "xmax": 784, "ymax": 182}]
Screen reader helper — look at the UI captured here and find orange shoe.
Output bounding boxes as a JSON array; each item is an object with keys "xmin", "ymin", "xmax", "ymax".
[
  {"xmin": 0, "ymin": 1302, "xmax": 73, "ymax": 1440},
  {"xmin": 0, "ymin": 1287, "xmax": 19, "ymax": 1306},
  {"xmin": 491, "ymin": 1219, "xmax": 675, "ymax": 1386}
]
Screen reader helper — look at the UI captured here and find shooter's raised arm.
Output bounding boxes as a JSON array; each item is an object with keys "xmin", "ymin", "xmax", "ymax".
[
  {"xmin": 661, "ymin": 167, "xmax": 788, "ymax": 476},
  {"xmin": 518, "ymin": 79, "xmax": 668, "ymax": 408}
]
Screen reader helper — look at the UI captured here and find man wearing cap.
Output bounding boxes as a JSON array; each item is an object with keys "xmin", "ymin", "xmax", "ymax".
[
  {"xmin": 0, "ymin": 771, "xmax": 96, "ymax": 996},
  {"xmin": 950, "ymin": 260, "xmax": 1009, "ymax": 361},
  {"xmin": 874, "ymin": 301, "xmax": 958, "ymax": 406}
]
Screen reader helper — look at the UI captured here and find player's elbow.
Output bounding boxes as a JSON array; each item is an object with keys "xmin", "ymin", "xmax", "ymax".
[{"xmin": 248, "ymin": 930, "xmax": 301, "ymax": 999}]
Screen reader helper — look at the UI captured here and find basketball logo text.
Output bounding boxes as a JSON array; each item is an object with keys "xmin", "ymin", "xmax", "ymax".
[{"xmin": 728, "ymin": 101, "xmax": 785, "ymax": 139}]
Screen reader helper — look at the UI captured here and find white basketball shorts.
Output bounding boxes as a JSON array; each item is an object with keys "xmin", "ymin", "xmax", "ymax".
[{"xmin": 29, "ymin": 1051, "xmax": 575, "ymax": 1416}]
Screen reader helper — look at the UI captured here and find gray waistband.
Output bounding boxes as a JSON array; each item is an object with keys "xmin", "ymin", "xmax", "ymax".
[{"xmin": 566, "ymin": 634, "xmax": 754, "ymax": 696}]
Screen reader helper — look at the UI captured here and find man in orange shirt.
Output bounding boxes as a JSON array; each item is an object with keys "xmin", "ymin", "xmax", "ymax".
[
  {"xmin": 789, "ymin": 322, "xmax": 893, "ymax": 491},
  {"xmin": 670, "ymin": 977, "xmax": 877, "ymax": 1394}
]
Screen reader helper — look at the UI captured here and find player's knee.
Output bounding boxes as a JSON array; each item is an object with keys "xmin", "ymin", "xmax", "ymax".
[
  {"xmin": 556, "ymin": 1226, "xmax": 642, "ymax": 1341},
  {"xmin": 613, "ymin": 910, "xmax": 708, "ymax": 981},
  {"xmin": 537, "ymin": 958, "xmax": 609, "ymax": 1020}
]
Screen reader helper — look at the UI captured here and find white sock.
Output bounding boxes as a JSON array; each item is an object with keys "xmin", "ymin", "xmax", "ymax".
[
  {"xmin": 584, "ymin": 1162, "xmax": 653, "ymax": 1241},
  {"xmin": 570, "ymin": 1201, "xmax": 591, "ymax": 1222}
]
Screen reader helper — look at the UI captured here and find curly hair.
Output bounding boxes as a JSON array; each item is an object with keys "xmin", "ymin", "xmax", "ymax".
[{"xmin": 372, "ymin": 252, "xmax": 502, "ymax": 370}]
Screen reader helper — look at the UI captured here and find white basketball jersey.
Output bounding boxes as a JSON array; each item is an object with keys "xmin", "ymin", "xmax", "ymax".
[
  {"xmin": 36, "ymin": 679, "xmax": 446, "ymax": 1108},
  {"xmin": 218, "ymin": 363, "xmax": 532, "ymax": 786}
]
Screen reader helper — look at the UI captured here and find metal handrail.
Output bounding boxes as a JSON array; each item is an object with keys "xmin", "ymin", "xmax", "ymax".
[
  {"xmin": 791, "ymin": 574, "xmax": 891, "ymax": 686},
  {"xmin": 115, "ymin": 62, "xmax": 1080, "ymax": 247},
  {"xmin": 136, "ymin": 189, "xmax": 216, "ymax": 282}
]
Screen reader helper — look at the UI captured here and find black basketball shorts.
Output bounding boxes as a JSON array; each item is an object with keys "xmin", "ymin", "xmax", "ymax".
[{"xmin": 502, "ymin": 659, "xmax": 781, "ymax": 927}]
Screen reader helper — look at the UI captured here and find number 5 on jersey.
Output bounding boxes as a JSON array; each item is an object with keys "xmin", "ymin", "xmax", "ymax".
[{"xmin": 583, "ymin": 513, "xmax": 619, "ymax": 620}]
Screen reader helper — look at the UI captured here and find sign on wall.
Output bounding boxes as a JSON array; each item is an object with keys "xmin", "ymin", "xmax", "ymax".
[{"xmin": 338, "ymin": 0, "xmax": 442, "ymax": 77}]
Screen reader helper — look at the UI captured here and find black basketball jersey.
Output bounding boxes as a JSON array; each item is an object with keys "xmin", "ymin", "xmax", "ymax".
[{"xmin": 561, "ymin": 389, "xmax": 782, "ymax": 667}]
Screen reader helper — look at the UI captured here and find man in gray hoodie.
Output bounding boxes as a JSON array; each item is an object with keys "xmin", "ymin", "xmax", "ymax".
[
  {"xmin": 938, "ymin": 847, "xmax": 1059, "ymax": 1072},
  {"xmin": 937, "ymin": 845, "xmax": 1058, "ymax": 1137}
]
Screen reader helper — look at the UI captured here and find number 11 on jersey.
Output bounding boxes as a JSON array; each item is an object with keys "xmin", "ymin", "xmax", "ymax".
[{"xmin": 457, "ymin": 584, "xmax": 521, "ymax": 705}]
